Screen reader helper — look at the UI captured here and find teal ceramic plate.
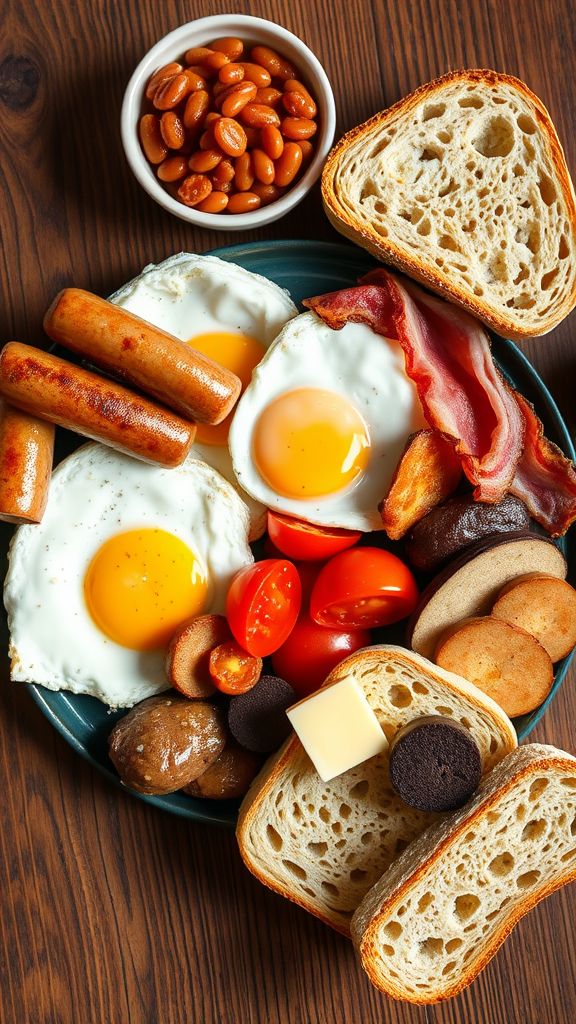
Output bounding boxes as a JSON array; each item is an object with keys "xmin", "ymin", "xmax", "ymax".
[{"xmin": 3, "ymin": 239, "xmax": 574, "ymax": 826}]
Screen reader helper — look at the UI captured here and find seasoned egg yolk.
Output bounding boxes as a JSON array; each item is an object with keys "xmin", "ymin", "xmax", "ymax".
[
  {"xmin": 84, "ymin": 528, "xmax": 208, "ymax": 651},
  {"xmin": 187, "ymin": 331, "xmax": 265, "ymax": 445},
  {"xmin": 253, "ymin": 387, "xmax": 370, "ymax": 499}
]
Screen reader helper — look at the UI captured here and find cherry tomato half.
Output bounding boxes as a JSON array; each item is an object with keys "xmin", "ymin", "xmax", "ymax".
[
  {"xmin": 267, "ymin": 511, "xmax": 362, "ymax": 562},
  {"xmin": 271, "ymin": 614, "xmax": 371, "ymax": 697},
  {"xmin": 226, "ymin": 558, "xmax": 302, "ymax": 657},
  {"xmin": 208, "ymin": 641, "xmax": 262, "ymax": 695},
  {"xmin": 310, "ymin": 547, "xmax": 419, "ymax": 629}
]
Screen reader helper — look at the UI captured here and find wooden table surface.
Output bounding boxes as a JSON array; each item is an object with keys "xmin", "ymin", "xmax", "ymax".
[{"xmin": 1, "ymin": 0, "xmax": 575, "ymax": 1021}]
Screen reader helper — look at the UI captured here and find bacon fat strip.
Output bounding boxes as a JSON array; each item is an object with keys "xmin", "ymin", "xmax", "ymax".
[
  {"xmin": 509, "ymin": 391, "xmax": 576, "ymax": 536},
  {"xmin": 44, "ymin": 288, "xmax": 242, "ymax": 425},
  {"xmin": 0, "ymin": 402, "xmax": 55, "ymax": 524},
  {"xmin": 0, "ymin": 343, "xmax": 196, "ymax": 468},
  {"xmin": 304, "ymin": 268, "xmax": 524, "ymax": 502}
]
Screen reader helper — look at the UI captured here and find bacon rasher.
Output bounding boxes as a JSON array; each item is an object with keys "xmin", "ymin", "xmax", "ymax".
[
  {"xmin": 510, "ymin": 391, "xmax": 576, "ymax": 536},
  {"xmin": 304, "ymin": 268, "xmax": 576, "ymax": 535}
]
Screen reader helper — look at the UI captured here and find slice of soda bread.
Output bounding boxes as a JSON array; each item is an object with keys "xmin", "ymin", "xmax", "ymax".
[
  {"xmin": 352, "ymin": 743, "xmax": 576, "ymax": 1002},
  {"xmin": 236, "ymin": 645, "xmax": 517, "ymax": 935},
  {"xmin": 322, "ymin": 70, "xmax": 576, "ymax": 340}
]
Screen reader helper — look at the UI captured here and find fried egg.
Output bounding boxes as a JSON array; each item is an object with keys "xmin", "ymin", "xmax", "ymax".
[
  {"xmin": 111, "ymin": 252, "xmax": 298, "ymax": 538},
  {"xmin": 4, "ymin": 444, "xmax": 253, "ymax": 708},
  {"xmin": 229, "ymin": 312, "xmax": 427, "ymax": 531}
]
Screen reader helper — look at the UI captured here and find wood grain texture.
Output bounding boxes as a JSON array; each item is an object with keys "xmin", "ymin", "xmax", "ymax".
[{"xmin": 0, "ymin": 0, "xmax": 575, "ymax": 1021}]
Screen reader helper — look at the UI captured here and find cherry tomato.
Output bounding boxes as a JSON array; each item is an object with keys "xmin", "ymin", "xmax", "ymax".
[
  {"xmin": 310, "ymin": 547, "xmax": 419, "ymax": 629},
  {"xmin": 267, "ymin": 511, "xmax": 362, "ymax": 561},
  {"xmin": 271, "ymin": 614, "xmax": 371, "ymax": 696},
  {"xmin": 208, "ymin": 641, "xmax": 262, "ymax": 694},
  {"xmin": 259, "ymin": 543, "xmax": 319, "ymax": 607},
  {"xmin": 226, "ymin": 558, "xmax": 302, "ymax": 656},
  {"xmin": 295, "ymin": 561, "xmax": 321, "ymax": 609}
]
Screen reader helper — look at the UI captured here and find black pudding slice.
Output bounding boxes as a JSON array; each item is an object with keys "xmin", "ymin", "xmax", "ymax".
[
  {"xmin": 228, "ymin": 675, "xmax": 296, "ymax": 754},
  {"xmin": 388, "ymin": 715, "xmax": 482, "ymax": 812}
]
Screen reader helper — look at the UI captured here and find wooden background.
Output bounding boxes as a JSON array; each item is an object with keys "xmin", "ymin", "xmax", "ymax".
[{"xmin": 1, "ymin": 0, "xmax": 575, "ymax": 1021}]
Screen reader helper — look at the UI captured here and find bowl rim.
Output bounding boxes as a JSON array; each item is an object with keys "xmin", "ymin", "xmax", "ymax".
[{"xmin": 120, "ymin": 14, "xmax": 337, "ymax": 230}]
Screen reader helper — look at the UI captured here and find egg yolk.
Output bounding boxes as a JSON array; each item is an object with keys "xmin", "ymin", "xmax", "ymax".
[
  {"xmin": 187, "ymin": 331, "xmax": 265, "ymax": 445},
  {"xmin": 84, "ymin": 528, "xmax": 208, "ymax": 651},
  {"xmin": 253, "ymin": 387, "xmax": 371, "ymax": 499}
]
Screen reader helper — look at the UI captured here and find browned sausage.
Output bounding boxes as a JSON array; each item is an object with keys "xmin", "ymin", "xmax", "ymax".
[
  {"xmin": 0, "ymin": 402, "xmax": 55, "ymax": 524},
  {"xmin": 0, "ymin": 343, "xmax": 195, "ymax": 468},
  {"xmin": 43, "ymin": 288, "xmax": 242, "ymax": 425}
]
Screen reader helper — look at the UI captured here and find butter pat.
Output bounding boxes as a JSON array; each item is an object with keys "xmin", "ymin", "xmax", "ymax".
[{"xmin": 286, "ymin": 676, "xmax": 388, "ymax": 782}]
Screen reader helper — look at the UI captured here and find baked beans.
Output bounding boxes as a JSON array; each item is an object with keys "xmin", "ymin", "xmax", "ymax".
[{"xmin": 140, "ymin": 36, "xmax": 319, "ymax": 214}]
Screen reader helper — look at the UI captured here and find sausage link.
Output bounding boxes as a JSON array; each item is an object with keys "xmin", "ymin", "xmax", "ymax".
[
  {"xmin": 0, "ymin": 344, "xmax": 195, "ymax": 468},
  {"xmin": 43, "ymin": 289, "xmax": 241, "ymax": 425},
  {"xmin": 0, "ymin": 402, "xmax": 54, "ymax": 523}
]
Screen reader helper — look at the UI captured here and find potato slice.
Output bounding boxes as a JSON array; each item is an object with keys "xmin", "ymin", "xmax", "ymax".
[
  {"xmin": 379, "ymin": 429, "xmax": 462, "ymax": 541},
  {"xmin": 491, "ymin": 573, "xmax": 576, "ymax": 662},
  {"xmin": 434, "ymin": 616, "xmax": 553, "ymax": 717},
  {"xmin": 109, "ymin": 695, "xmax": 227, "ymax": 794},
  {"xmin": 408, "ymin": 535, "xmax": 567, "ymax": 659},
  {"xmin": 166, "ymin": 614, "xmax": 232, "ymax": 698},
  {"xmin": 182, "ymin": 743, "xmax": 261, "ymax": 800}
]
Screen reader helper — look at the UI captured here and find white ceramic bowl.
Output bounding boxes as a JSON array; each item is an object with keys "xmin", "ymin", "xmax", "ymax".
[{"xmin": 121, "ymin": 14, "xmax": 336, "ymax": 230}]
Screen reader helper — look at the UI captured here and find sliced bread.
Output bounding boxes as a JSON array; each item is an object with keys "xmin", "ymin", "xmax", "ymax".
[
  {"xmin": 351, "ymin": 743, "xmax": 576, "ymax": 1003},
  {"xmin": 236, "ymin": 645, "xmax": 517, "ymax": 935},
  {"xmin": 322, "ymin": 69, "xmax": 576, "ymax": 340}
]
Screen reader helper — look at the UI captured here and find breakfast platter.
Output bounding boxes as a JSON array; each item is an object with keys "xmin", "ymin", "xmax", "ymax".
[
  {"xmin": 14, "ymin": 238, "xmax": 576, "ymax": 829},
  {"xmin": 2, "ymin": 8, "xmax": 576, "ymax": 1010}
]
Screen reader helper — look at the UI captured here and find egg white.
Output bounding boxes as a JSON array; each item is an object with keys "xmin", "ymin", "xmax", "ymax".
[
  {"xmin": 4, "ymin": 444, "xmax": 253, "ymax": 708},
  {"xmin": 229, "ymin": 312, "xmax": 427, "ymax": 531},
  {"xmin": 111, "ymin": 251, "xmax": 298, "ymax": 539}
]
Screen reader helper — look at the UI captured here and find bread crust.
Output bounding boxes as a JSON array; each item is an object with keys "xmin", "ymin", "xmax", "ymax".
[
  {"xmin": 236, "ymin": 733, "xmax": 353, "ymax": 934},
  {"xmin": 322, "ymin": 69, "xmax": 576, "ymax": 340},
  {"xmin": 236, "ymin": 645, "xmax": 517, "ymax": 934},
  {"xmin": 353, "ymin": 746, "xmax": 576, "ymax": 1002}
]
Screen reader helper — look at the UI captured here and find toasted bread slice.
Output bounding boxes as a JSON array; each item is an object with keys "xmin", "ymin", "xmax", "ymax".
[
  {"xmin": 322, "ymin": 70, "xmax": 576, "ymax": 340},
  {"xmin": 352, "ymin": 743, "xmax": 576, "ymax": 1003},
  {"xmin": 236, "ymin": 645, "xmax": 516, "ymax": 935}
]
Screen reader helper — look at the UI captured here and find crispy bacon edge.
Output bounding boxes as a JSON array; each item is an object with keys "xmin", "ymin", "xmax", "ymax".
[
  {"xmin": 304, "ymin": 268, "xmax": 576, "ymax": 536},
  {"xmin": 304, "ymin": 268, "xmax": 524, "ymax": 502},
  {"xmin": 510, "ymin": 390, "xmax": 576, "ymax": 537}
]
